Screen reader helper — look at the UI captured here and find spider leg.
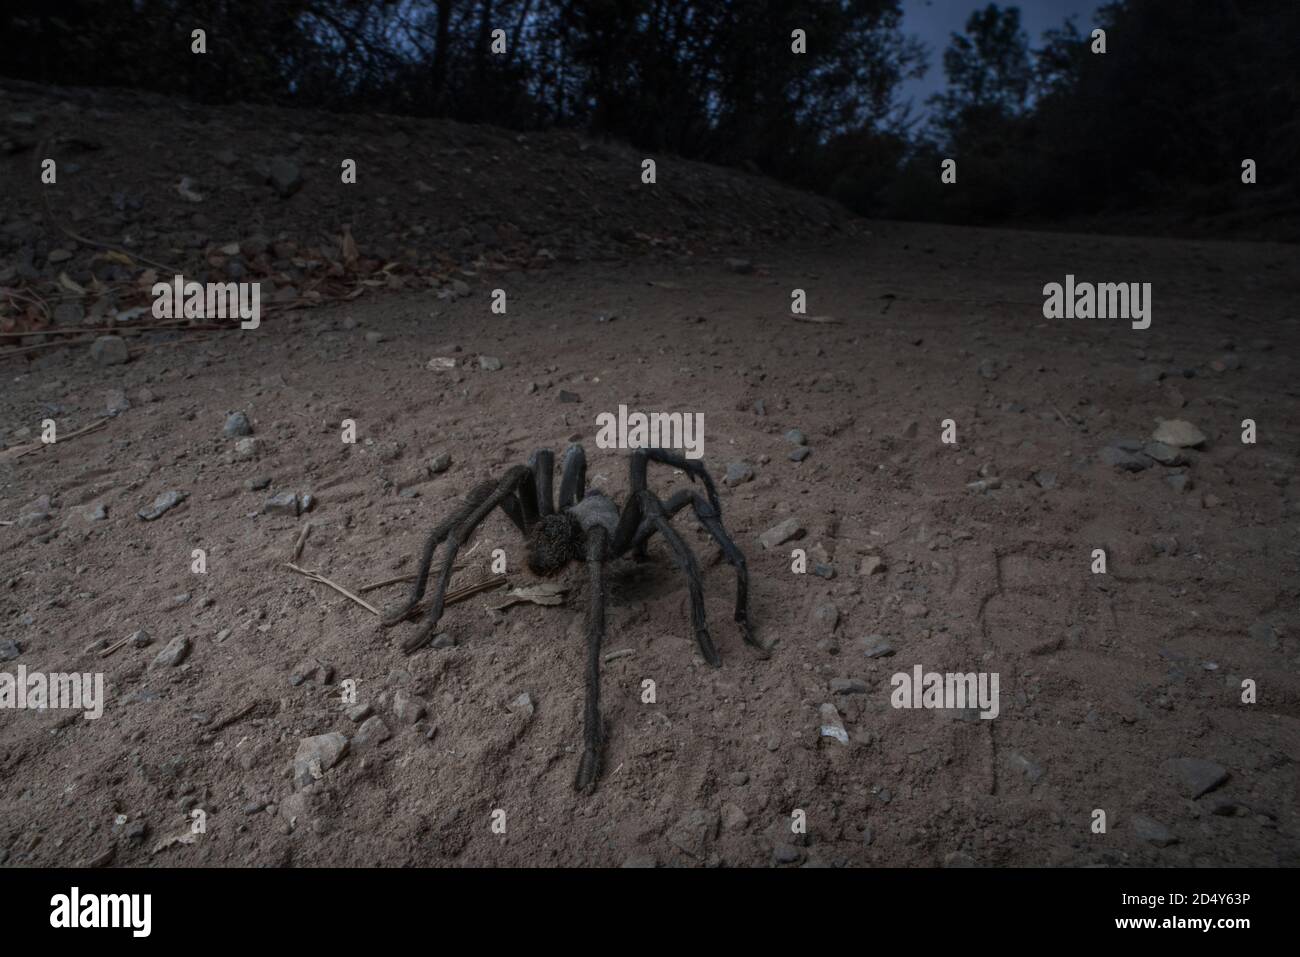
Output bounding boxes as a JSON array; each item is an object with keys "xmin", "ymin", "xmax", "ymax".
[
  {"xmin": 687, "ymin": 493, "xmax": 767, "ymax": 657},
  {"xmin": 574, "ymin": 524, "xmax": 607, "ymax": 792},
  {"xmin": 380, "ymin": 479, "xmax": 496, "ymax": 627},
  {"xmin": 629, "ymin": 448, "xmax": 723, "ymax": 519},
  {"xmin": 557, "ymin": 443, "xmax": 587, "ymax": 508},
  {"xmin": 638, "ymin": 489, "xmax": 721, "ymax": 667},
  {"xmin": 400, "ymin": 465, "xmax": 530, "ymax": 654},
  {"xmin": 528, "ymin": 449, "xmax": 555, "ymax": 516}
]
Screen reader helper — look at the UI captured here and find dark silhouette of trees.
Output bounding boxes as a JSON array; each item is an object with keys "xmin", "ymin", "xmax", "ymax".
[{"xmin": 1, "ymin": 0, "xmax": 1294, "ymax": 236}]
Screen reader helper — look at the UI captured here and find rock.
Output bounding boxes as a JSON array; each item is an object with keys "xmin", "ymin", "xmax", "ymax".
[
  {"xmin": 365, "ymin": 331, "xmax": 385, "ymax": 345},
  {"xmin": 1166, "ymin": 472, "xmax": 1193, "ymax": 493},
  {"xmin": 773, "ymin": 844, "xmax": 802, "ymax": 865},
  {"xmin": 426, "ymin": 356, "xmax": 456, "ymax": 371},
  {"xmin": 148, "ymin": 636, "xmax": 191, "ymax": 670},
  {"xmin": 966, "ymin": 477, "xmax": 1001, "ymax": 492},
  {"xmin": 859, "ymin": 556, "xmax": 885, "ymax": 576},
  {"xmin": 784, "ymin": 429, "xmax": 807, "ymax": 446},
  {"xmin": 264, "ymin": 491, "xmax": 299, "ymax": 517},
  {"xmin": 138, "ymin": 490, "xmax": 187, "ymax": 521},
  {"xmin": 667, "ymin": 809, "xmax": 720, "ymax": 859},
  {"xmin": 1143, "ymin": 441, "xmax": 1187, "ymax": 466},
  {"xmin": 478, "ymin": 355, "xmax": 503, "ymax": 371},
  {"xmin": 347, "ymin": 703, "xmax": 373, "ymax": 722},
  {"xmin": 831, "ymin": 677, "xmax": 868, "ymax": 695},
  {"xmin": 83, "ymin": 502, "xmax": 108, "ymax": 522},
  {"xmin": 104, "ymin": 389, "xmax": 131, "ymax": 415},
  {"xmin": 293, "ymin": 732, "xmax": 348, "ymax": 789},
  {"xmin": 1131, "ymin": 814, "xmax": 1178, "ymax": 847},
  {"xmin": 353, "ymin": 716, "xmax": 392, "ymax": 751},
  {"xmin": 223, "ymin": 411, "xmax": 253, "ymax": 437},
  {"xmin": 234, "ymin": 437, "xmax": 259, "ymax": 460},
  {"xmin": 812, "ymin": 563, "xmax": 835, "ymax": 579},
  {"xmin": 1168, "ymin": 757, "xmax": 1229, "ymax": 799},
  {"xmin": 813, "ymin": 601, "xmax": 840, "ymax": 633},
  {"xmin": 1151, "ymin": 419, "xmax": 1206, "ymax": 448},
  {"xmin": 977, "ymin": 357, "xmax": 999, "ymax": 380},
  {"xmin": 720, "ymin": 802, "xmax": 749, "ymax": 831},
  {"xmin": 759, "ymin": 517, "xmax": 803, "ymax": 549},
  {"xmin": 1100, "ymin": 444, "xmax": 1153, "ymax": 472},
  {"xmin": 557, "ymin": 390, "xmax": 582, "ymax": 403},
  {"xmin": 818, "ymin": 703, "xmax": 849, "ymax": 744},
  {"xmin": 1033, "ymin": 471, "xmax": 1058, "ymax": 490},
  {"xmin": 1248, "ymin": 621, "xmax": 1279, "ymax": 650},
  {"xmin": 860, "ymin": 636, "xmax": 896, "ymax": 658},
  {"xmin": 0, "ymin": 639, "xmax": 21, "ymax": 661},
  {"xmin": 128, "ymin": 630, "xmax": 152, "ymax": 648},
  {"xmin": 429, "ymin": 452, "xmax": 452, "ymax": 474},
  {"xmin": 90, "ymin": 335, "xmax": 129, "ymax": 366},
  {"xmin": 789, "ymin": 447, "xmax": 812, "ymax": 462},
  {"xmin": 289, "ymin": 658, "xmax": 332, "ymax": 686},
  {"xmin": 507, "ymin": 692, "xmax": 535, "ymax": 719},
  {"xmin": 244, "ymin": 477, "xmax": 271, "ymax": 491},
  {"xmin": 724, "ymin": 258, "xmax": 753, "ymax": 274},
  {"xmin": 266, "ymin": 156, "xmax": 303, "ymax": 198},
  {"xmin": 724, "ymin": 462, "xmax": 755, "ymax": 486},
  {"xmin": 392, "ymin": 689, "xmax": 426, "ymax": 725}
]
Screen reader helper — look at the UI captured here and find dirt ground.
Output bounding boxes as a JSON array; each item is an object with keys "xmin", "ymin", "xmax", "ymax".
[
  {"xmin": 2, "ymin": 214, "xmax": 1298, "ymax": 868},
  {"xmin": 2, "ymin": 79, "xmax": 1299, "ymax": 868}
]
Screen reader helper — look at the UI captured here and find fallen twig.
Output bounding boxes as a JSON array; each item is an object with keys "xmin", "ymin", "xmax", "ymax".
[
  {"xmin": 286, "ymin": 562, "xmax": 381, "ymax": 616},
  {"xmin": 0, "ymin": 417, "xmax": 110, "ymax": 462},
  {"xmin": 358, "ymin": 564, "xmax": 465, "ymax": 593},
  {"xmin": 290, "ymin": 522, "xmax": 312, "ymax": 562}
]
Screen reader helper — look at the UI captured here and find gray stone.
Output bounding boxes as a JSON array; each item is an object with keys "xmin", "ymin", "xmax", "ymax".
[
  {"xmin": 104, "ymin": 389, "xmax": 131, "ymax": 415},
  {"xmin": 138, "ymin": 490, "xmax": 187, "ymax": 521},
  {"xmin": 1100, "ymin": 445, "xmax": 1153, "ymax": 472},
  {"xmin": 90, "ymin": 335, "xmax": 129, "ymax": 366},
  {"xmin": 392, "ymin": 689, "xmax": 426, "ymax": 725},
  {"xmin": 353, "ymin": 716, "xmax": 392, "ymax": 751},
  {"xmin": 818, "ymin": 703, "xmax": 849, "ymax": 744},
  {"xmin": 266, "ymin": 156, "xmax": 303, "ymax": 198},
  {"xmin": 784, "ymin": 429, "xmax": 807, "ymax": 446},
  {"xmin": 1151, "ymin": 419, "xmax": 1206, "ymax": 448},
  {"xmin": 812, "ymin": 563, "xmax": 835, "ymax": 580},
  {"xmin": 1131, "ymin": 814, "xmax": 1178, "ymax": 847},
  {"xmin": 429, "ymin": 453, "xmax": 452, "ymax": 474},
  {"xmin": 0, "ymin": 639, "xmax": 21, "ymax": 661},
  {"xmin": 724, "ymin": 462, "xmax": 755, "ymax": 486},
  {"xmin": 724, "ymin": 258, "xmax": 753, "ymax": 274},
  {"xmin": 813, "ymin": 601, "xmax": 840, "ymax": 632},
  {"xmin": 1168, "ymin": 757, "xmax": 1229, "ymax": 799},
  {"xmin": 293, "ymin": 732, "xmax": 348, "ymax": 788},
  {"xmin": 223, "ymin": 411, "xmax": 253, "ymax": 437},
  {"xmin": 860, "ymin": 636, "xmax": 895, "ymax": 658},
  {"xmin": 1143, "ymin": 441, "xmax": 1187, "ymax": 466},
  {"xmin": 789, "ymin": 446, "xmax": 812, "ymax": 462},
  {"xmin": 478, "ymin": 355, "xmax": 503, "ymax": 371},
  {"xmin": 264, "ymin": 491, "xmax": 299, "ymax": 516},
  {"xmin": 507, "ymin": 692, "xmax": 535, "ymax": 719},
  {"xmin": 1166, "ymin": 472, "xmax": 1194, "ymax": 493},
  {"xmin": 830, "ymin": 677, "xmax": 868, "ymax": 695},
  {"xmin": 667, "ymin": 808, "xmax": 720, "ymax": 859},
  {"xmin": 149, "ymin": 635, "xmax": 191, "ymax": 670},
  {"xmin": 1033, "ymin": 471, "xmax": 1058, "ymax": 490},
  {"xmin": 759, "ymin": 518, "xmax": 803, "ymax": 549}
]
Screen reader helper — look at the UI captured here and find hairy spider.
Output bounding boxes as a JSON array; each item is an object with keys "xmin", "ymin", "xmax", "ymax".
[{"xmin": 380, "ymin": 445, "xmax": 767, "ymax": 791}]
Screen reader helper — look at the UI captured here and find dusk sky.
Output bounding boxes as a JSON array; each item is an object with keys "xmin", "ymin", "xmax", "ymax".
[{"xmin": 898, "ymin": 0, "xmax": 1102, "ymax": 112}]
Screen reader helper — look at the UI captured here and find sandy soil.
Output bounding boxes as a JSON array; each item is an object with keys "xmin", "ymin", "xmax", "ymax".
[{"xmin": 2, "ymin": 216, "xmax": 1298, "ymax": 868}]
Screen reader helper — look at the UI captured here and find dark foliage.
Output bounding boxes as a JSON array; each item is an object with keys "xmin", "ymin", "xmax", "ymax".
[{"xmin": 2, "ymin": 0, "xmax": 1294, "ymax": 235}]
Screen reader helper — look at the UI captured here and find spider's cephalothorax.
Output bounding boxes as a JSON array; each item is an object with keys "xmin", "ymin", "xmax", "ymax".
[
  {"xmin": 526, "ymin": 512, "xmax": 582, "ymax": 576},
  {"xmin": 380, "ymin": 445, "xmax": 767, "ymax": 792}
]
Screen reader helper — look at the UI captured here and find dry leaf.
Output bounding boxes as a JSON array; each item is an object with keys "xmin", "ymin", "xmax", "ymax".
[{"xmin": 492, "ymin": 582, "xmax": 568, "ymax": 610}]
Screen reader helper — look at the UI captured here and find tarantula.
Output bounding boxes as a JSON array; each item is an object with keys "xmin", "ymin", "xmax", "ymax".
[{"xmin": 380, "ymin": 445, "xmax": 767, "ymax": 791}]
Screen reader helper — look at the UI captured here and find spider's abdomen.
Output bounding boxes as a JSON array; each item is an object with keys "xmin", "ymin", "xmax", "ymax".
[{"xmin": 526, "ymin": 513, "xmax": 581, "ymax": 576}]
